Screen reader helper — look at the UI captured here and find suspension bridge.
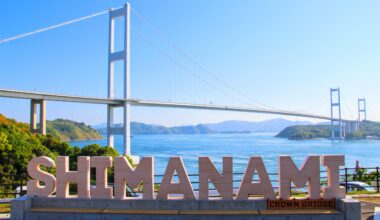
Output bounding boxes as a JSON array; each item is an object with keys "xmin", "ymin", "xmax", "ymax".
[{"xmin": 0, "ymin": 3, "xmax": 370, "ymax": 156}]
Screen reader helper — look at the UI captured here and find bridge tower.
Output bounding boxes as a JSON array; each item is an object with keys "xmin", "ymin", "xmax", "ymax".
[
  {"xmin": 330, "ymin": 88, "xmax": 343, "ymax": 140},
  {"xmin": 107, "ymin": 3, "xmax": 131, "ymax": 155},
  {"xmin": 30, "ymin": 99, "xmax": 46, "ymax": 135},
  {"xmin": 358, "ymin": 98, "xmax": 367, "ymax": 128}
]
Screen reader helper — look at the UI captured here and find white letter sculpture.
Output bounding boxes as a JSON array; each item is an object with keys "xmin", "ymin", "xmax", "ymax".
[
  {"xmin": 114, "ymin": 156, "xmax": 154, "ymax": 199},
  {"xmin": 279, "ymin": 156, "xmax": 320, "ymax": 199},
  {"xmin": 199, "ymin": 157, "xmax": 233, "ymax": 200},
  {"xmin": 56, "ymin": 156, "xmax": 90, "ymax": 198},
  {"xmin": 91, "ymin": 156, "xmax": 113, "ymax": 199},
  {"xmin": 237, "ymin": 156, "xmax": 276, "ymax": 200},
  {"xmin": 322, "ymin": 155, "xmax": 346, "ymax": 199},
  {"xmin": 156, "ymin": 157, "xmax": 195, "ymax": 200},
  {"xmin": 27, "ymin": 156, "xmax": 56, "ymax": 197}
]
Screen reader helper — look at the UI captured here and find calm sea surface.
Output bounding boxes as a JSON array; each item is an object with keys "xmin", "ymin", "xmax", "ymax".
[{"xmin": 69, "ymin": 133, "xmax": 380, "ymax": 177}]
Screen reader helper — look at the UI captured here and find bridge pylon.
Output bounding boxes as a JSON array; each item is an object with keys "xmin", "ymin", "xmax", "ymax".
[
  {"xmin": 107, "ymin": 3, "xmax": 131, "ymax": 155},
  {"xmin": 330, "ymin": 88, "xmax": 343, "ymax": 140},
  {"xmin": 358, "ymin": 98, "xmax": 367, "ymax": 128},
  {"xmin": 30, "ymin": 99, "xmax": 46, "ymax": 135}
]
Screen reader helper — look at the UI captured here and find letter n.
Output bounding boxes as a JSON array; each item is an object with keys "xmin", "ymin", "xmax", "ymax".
[{"xmin": 199, "ymin": 157, "xmax": 233, "ymax": 200}]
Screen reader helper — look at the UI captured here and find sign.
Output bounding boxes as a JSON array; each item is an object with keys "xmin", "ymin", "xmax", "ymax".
[
  {"xmin": 267, "ymin": 198, "xmax": 336, "ymax": 209},
  {"xmin": 27, "ymin": 155, "xmax": 346, "ymax": 201}
]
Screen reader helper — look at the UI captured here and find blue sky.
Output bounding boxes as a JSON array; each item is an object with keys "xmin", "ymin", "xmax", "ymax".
[{"xmin": 1, "ymin": 0, "xmax": 379, "ymax": 126}]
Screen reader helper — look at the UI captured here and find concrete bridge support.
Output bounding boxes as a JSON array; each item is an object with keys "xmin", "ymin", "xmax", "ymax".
[
  {"xmin": 30, "ymin": 99, "xmax": 46, "ymax": 135},
  {"xmin": 330, "ymin": 88, "xmax": 343, "ymax": 140},
  {"xmin": 358, "ymin": 98, "xmax": 367, "ymax": 129},
  {"xmin": 107, "ymin": 4, "xmax": 131, "ymax": 155},
  {"xmin": 345, "ymin": 121, "xmax": 359, "ymax": 134}
]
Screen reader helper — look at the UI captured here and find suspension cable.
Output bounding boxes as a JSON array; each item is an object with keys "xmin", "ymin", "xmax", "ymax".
[
  {"xmin": 341, "ymin": 95, "xmax": 355, "ymax": 120},
  {"xmin": 292, "ymin": 96, "xmax": 327, "ymax": 114},
  {"xmin": 0, "ymin": 9, "xmax": 112, "ymax": 44},
  {"xmin": 366, "ymin": 103, "xmax": 378, "ymax": 121},
  {"xmin": 130, "ymin": 7, "xmax": 277, "ymax": 110},
  {"xmin": 132, "ymin": 26, "xmax": 257, "ymax": 107}
]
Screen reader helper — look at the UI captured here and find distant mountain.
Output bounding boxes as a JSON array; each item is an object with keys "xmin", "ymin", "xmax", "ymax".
[
  {"xmin": 91, "ymin": 123, "xmax": 107, "ymax": 129},
  {"xmin": 204, "ymin": 118, "xmax": 313, "ymax": 133},
  {"xmin": 47, "ymin": 119, "xmax": 102, "ymax": 141},
  {"xmin": 94, "ymin": 118, "xmax": 313, "ymax": 135},
  {"xmin": 97, "ymin": 122, "xmax": 216, "ymax": 135}
]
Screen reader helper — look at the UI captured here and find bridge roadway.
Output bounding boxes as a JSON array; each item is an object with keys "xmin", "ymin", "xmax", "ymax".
[{"xmin": 0, "ymin": 89, "xmax": 350, "ymax": 122}]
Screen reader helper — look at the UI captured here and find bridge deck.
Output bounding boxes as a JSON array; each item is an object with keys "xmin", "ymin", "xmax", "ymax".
[{"xmin": 0, "ymin": 88, "xmax": 348, "ymax": 121}]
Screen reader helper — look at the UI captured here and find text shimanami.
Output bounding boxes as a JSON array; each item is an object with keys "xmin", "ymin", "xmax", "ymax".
[{"xmin": 27, "ymin": 155, "xmax": 346, "ymax": 200}]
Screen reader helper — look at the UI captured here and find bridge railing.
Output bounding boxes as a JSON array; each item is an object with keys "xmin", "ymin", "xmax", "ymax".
[
  {"xmin": 0, "ymin": 174, "xmax": 28, "ymax": 200},
  {"xmin": 152, "ymin": 167, "xmax": 380, "ymax": 194},
  {"xmin": 340, "ymin": 167, "xmax": 380, "ymax": 193},
  {"xmin": 0, "ymin": 167, "xmax": 379, "ymax": 201}
]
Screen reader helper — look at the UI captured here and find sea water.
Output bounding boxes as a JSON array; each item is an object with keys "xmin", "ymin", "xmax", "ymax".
[{"xmin": 69, "ymin": 133, "xmax": 380, "ymax": 189}]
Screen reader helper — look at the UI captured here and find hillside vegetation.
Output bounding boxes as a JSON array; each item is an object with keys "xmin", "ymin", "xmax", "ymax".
[
  {"xmin": 47, "ymin": 119, "xmax": 102, "ymax": 141},
  {"xmin": 97, "ymin": 122, "xmax": 216, "ymax": 135},
  {"xmin": 96, "ymin": 118, "xmax": 315, "ymax": 135},
  {"xmin": 276, "ymin": 125, "xmax": 330, "ymax": 140},
  {"xmin": 276, "ymin": 120, "xmax": 380, "ymax": 140},
  {"xmin": 346, "ymin": 120, "xmax": 380, "ymax": 140},
  {"xmin": 0, "ymin": 114, "xmax": 122, "ymax": 197},
  {"xmin": 204, "ymin": 118, "xmax": 312, "ymax": 133}
]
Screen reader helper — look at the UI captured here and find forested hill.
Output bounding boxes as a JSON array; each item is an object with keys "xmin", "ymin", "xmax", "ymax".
[
  {"xmin": 97, "ymin": 122, "xmax": 216, "ymax": 135},
  {"xmin": 47, "ymin": 119, "xmax": 102, "ymax": 141},
  {"xmin": 275, "ymin": 125, "xmax": 330, "ymax": 140},
  {"xmin": 347, "ymin": 120, "xmax": 380, "ymax": 139},
  {"xmin": 95, "ymin": 119, "xmax": 315, "ymax": 135},
  {"xmin": 0, "ymin": 113, "xmax": 121, "ymax": 195},
  {"xmin": 276, "ymin": 120, "xmax": 380, "ymax": 140}
]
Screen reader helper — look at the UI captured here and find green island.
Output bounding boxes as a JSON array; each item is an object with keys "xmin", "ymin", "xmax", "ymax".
[
  {"xmin": 47, "ymin": 119, "xmax": 102, "ymax": 141},
  {"xmin": 0, "ymin": 114, "xmax": 131, "ymax": 197},
  {"xmin": 276, "ymin": 120, "xmax": 380, "ymax": 140}
]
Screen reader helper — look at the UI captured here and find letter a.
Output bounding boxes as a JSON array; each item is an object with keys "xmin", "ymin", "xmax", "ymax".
[
  {"xmin": 156, "ymin": 157, "xmax": 195, "ymax": 200},
  {"xmin": 237, "ymin": 157, "xmax": 276, "ymax": 200}
]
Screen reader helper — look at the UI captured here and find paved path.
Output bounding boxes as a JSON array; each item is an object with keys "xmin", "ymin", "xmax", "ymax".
[
  {"xmin": 0, "ymin": 213, "xmax": 10, "ymax": 220},
  {"xmin": 374, "ymin": 207, "xmax": 380, "ymax": 220},
  {"xmin": 0, "ymin": 198, "xmax": 378, "ymax": 220},
  {"xmin": 361, "ymin": 201, "xmax": 380, "ymax": 220}
]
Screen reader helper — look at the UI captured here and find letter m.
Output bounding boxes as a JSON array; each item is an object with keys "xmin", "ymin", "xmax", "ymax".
[
  {"xmin": 279, "ymin": 156, "xmax": 320, "ymax": 199},
  {"xmin": 114, "ymin": 157, "xmax": 154, "ymax": 199}
]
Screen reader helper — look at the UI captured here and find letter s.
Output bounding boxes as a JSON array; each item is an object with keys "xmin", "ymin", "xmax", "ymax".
[{"xmin": 27, "ymin": 156, "xmax": 56, "ymax": 197}]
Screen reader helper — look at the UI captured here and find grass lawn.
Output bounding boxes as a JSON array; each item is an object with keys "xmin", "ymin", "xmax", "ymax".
[
  {"xmin": 0, "ymin": 204, "xmax": 10, "ymax": 213},
  {"xmin": 356, "ymin": 197, "xmax": 380, "ymax": 204}
]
